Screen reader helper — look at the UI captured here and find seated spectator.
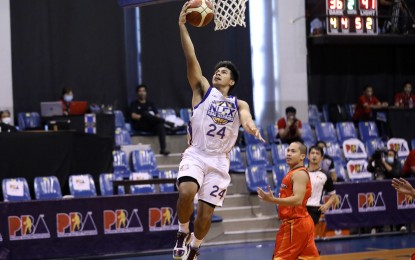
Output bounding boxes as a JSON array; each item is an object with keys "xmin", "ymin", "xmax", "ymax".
[
  {"xmin": 394, "ymin": 81, "xmax": 415, "ymax": 108},
  {"xmin": 130, "ymin": 84, "xmax": 172, "ymax": 156},
  {"xmin": 353, "ymin": 85, "xmax": 388, "ymax": 122},
  {"xmin": 0, "ymin": 110, "xmax": 18, "ymax": 132},
  {"xmin": 276, "ymin": 106, "xmax": 302, "ymax": 144},
  {"xmin": 367, "ymin": 149, "xmax": 401, "ymax": 180},
  {"xmin": 316, "ymin": 141, "xmax": 337, "ymax": 182},
  {"xmin": 60, "ymin": 87, "xmax": 74, "ymax": 116},
  {"xmin": 402, "ymin": 150, "xmax": 415, "ymax": 177}
]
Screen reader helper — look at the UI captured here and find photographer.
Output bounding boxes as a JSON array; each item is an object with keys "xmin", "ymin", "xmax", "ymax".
[
  {"xmin": 367, "ymin": 149, "xmax": 402, "ymax": 180},
  {"xmin": 276, "ymin": 106, "xmax": 302, "ymax": 144}
]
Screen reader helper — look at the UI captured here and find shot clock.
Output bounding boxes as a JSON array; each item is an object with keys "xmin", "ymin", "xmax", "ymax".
[{"xmin": 326, "ymin": 0, "xmax": 378, "ymax": 34}]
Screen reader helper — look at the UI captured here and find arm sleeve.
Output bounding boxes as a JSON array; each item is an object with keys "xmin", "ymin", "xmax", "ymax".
[{"xmin": 323, "ymin": 175, "xmax": 336, "ymax": 194}]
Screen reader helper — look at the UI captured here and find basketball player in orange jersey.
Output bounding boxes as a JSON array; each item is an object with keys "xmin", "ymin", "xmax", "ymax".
[
  {"xmin": 257, "ymin": 142, "xmax": 320, "ymax": 260},
  {"xmin": 173, "ymin": 2, "xmax": 265, "ymax": 260}
]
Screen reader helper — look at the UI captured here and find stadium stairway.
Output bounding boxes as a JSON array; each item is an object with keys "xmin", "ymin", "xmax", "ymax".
[{"xmin": 132, "ymin": 134, "xmax": 280, "ymax": 246}]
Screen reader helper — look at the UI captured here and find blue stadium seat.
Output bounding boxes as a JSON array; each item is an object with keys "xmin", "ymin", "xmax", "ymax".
[
  {"xmin": 131, "ymin": 148, "xmax": 159, "ymax": 178},
  {"xmin": 336, "ymin": 122, "xmax": 357, "ymax": 144},
  {"xmin": 333, "ymin": 161, "xmax": 348, "ymax": 182},
  {"xmin": 114, "ymin": 110, "xmax": 126, "ymax": 129},
  {"xmin": 158, "ymin": 108, "xmax": 176, "ymax": 119},
  {"xmin": 322, "ymin": 104, "xmax": 329, "ymax": 122},
  {"xmin": 245, "ymin": 163, "xmax": 270, "ymax": 193},
  {"xmin": 17, "ymin": 112, "xmax": 41, "ymax": 130},
  {"xmin": 344, "ymin": 104, "xmax": 356, "ymax": 121},
  {"xmin": 266, "ymin": 124, "xmax": 278, "ymax": 144},
  {"xmin": 325, "ymin": 142, "xmax": 343, "ymax": 162},
  {"xmin": 99, "ymin": 173, "xmax": 114, "ymax": 196},
  {"xmin": 229, "ymin": 146, "xmax": 246, "ymax": 173},
  {"xmin": 34, "ymin": 176, "xmax": 62, "ymax": 200},
  {"xmin": 365, "ymin": 138, "xmax": 385, "ymax": 159},
  {"xmin": 130, "ymin": 172, "xmax": 155, "ymax": 194},
  {"xmin": 272, "ymin": 164, "xmax": 287, "ymax": 187},
  {"xmin": 160, "ymin": 108, "xmax": 187, "ymax": 135},
  {"xmin": 315, "ymin": 122, "xmax": 337, "ymax": 143},
  {"xmin": 113, "ymin": 150, "xmax": 131, "ymax": 179},
  {"xmin": 99, "ymin": 173, "xmax": 125, "ymax": 195},
  {"xmin": 158, "ymin": 170, "xmax": 177, "ymax": 192},
  {"xmin": 271, "ymin": 143, "xmax": 288, "ymax": 165},
  {"xmin": 179, "ymin": 108, "xmax": 192, "ymax": 124},
  {"xmin": 115, "ymin": 127, "xmax": 132, "ymax": 146},
  {"xmin": 2, "ymin": 177, "xmax": 31, "ymax": 202},
  {"xmin": 246, "ymin": 143, "xmax": 272, "ymax": 170},
  {"xmin": 358, "ymin": 121, "xmax": 379, "ymax": 142},
  {"xmin": 301, "ymin": 122, "xmax": 316, "ymax": 143},
  {"xmin": 308, "ymin": 104, "xmax": 322, "ymax": 128},
  {"xmin": 243, "ymin": 127, "xmax": 267, "ymax": 147},
  {"xmin": 68, "ymin": 174, "xmax": 97, "ymax": 197}
]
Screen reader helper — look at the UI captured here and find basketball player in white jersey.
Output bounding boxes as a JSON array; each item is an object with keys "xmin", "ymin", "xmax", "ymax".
[{"xmin": 173, "ymin": 3, "xmax": 265, "ymax": 260}]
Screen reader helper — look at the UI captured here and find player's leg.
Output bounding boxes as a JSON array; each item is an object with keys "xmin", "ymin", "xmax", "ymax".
[
  {"xmin": 173, "ymin": 153, "xmax": 204, "ymax": 260},
  {"xmin": 185, "ymin": 161, "xmax": 231, "ymax": 259},
  {"xmin": 298, "ymin": 217, "xmax": 320, "ymax": 259},
  {"xmin": 185, "ymin": 200, "xmax": 215, "ymax": 260}
]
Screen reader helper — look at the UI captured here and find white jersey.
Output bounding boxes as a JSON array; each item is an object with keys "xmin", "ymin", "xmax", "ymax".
[{"xmin": 188, "ymin": 87, "xmax": 240, "ymax": 154}]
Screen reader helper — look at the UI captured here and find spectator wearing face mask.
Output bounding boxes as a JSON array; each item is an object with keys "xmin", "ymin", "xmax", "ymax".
[
  {"xmin": 367, "ymin": 149, "xmax": 402, "ymax": 180},
  {"xmin": 0, "ymin": 110, "xmax": 18, "ymax": 132},
  {"xmin": 60, "ymin": 87, "xmax": 74, "ymax": 115}
]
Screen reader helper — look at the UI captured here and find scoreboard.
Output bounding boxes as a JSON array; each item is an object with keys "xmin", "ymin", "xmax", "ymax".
[{"xmin": 326, "ymin": 0, "xmax": 378, "ymax": 35}]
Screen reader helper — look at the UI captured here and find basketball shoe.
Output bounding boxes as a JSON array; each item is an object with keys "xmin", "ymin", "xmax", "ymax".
[
  {"xmin": 184, "ymin": 233, "xmax": 200, "ymax": 260},
  {"xmin": 173, "ymin": 231, "xmax": 190, "ymax": 259}
]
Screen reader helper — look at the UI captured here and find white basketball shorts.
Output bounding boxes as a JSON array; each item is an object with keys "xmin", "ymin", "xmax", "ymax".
[{"xmin": 177, "ymin": 146, "xmax": 231, "ymax": 207}]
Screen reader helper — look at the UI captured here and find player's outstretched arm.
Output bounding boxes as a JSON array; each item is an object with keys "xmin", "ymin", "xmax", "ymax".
[
  {"xmin": 178, "ymin": 2, "xmax": 209, "ymax": 94},
  {"xmin": 238, "ymin": 100, "xmax": 265, "ymax": 142}
]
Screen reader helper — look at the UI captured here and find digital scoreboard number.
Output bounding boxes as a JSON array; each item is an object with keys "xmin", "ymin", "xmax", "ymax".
[{"xmin": 326, "ymin": 0, "xmax": 378, "ymax": 35}]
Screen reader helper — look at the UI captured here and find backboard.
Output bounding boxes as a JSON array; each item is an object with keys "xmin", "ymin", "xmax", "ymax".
[{"xmin": 118, "ymin": 0, "xmax": 182, "ymax": 7}]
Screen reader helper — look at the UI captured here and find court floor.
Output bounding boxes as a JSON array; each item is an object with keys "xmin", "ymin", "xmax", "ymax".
[{"xmin": 96, "ymin": 233, "xmax": 415, "ymax": 260}]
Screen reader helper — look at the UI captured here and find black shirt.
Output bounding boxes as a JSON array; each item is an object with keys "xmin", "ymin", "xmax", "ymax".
[
  {"xmin": 0, "ymin": 123, "xmax": 18, "ymax": 133},
  {"xmin": 129, "ymin": 100, "xmax": 159, "ymax": 116}
]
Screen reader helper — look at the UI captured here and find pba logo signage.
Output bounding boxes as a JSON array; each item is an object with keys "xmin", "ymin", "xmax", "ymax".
[
  {"xmin": 323, "ymin": 194, "xmax": 352, "ymax": 214},
  {"xmin": 8, "ymin": 214, "xmax": 51, "ymax": 240},
  {"xmin": 149, "ymin": 207, "xmax": 178, "ymax": 231},
  {"xmin": 358, "ymin": 192, "xmax": 386, "ymax": 212},
  {"xmin": 56, "ymin": 212, "xmax": 98, "ymax": 237},
  {"xmin": 103, "ymin": 209, "xmax": 144, "ymax": 234},
  {"xmin": 396, "ymin": 192, "xmax": 415, "ymax": 209}
]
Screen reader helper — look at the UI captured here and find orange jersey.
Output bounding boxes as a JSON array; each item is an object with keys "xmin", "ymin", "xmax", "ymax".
[{"xmin": 278, "ymin": 166, "xmax": 312, "ymax": 220}]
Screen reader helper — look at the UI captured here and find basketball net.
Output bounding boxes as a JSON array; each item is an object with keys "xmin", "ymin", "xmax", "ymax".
[{"xmin": 211, "ymin": 0, "xmax": 248, "ymax": 31}]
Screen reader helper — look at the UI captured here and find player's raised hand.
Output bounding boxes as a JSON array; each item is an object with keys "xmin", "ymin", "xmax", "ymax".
[
  {"xmin": 257, "ymin": 186, "xmax": 275, "ymax": 203},
  {"xmin": 245, "ymin": 123, "xmax": 265, "ymax": 143},
  {"xmin": 179, "ymin": 2, "xmax": 190, "ymax": 25}
]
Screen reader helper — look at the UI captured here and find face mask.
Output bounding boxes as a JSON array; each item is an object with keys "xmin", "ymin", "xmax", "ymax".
[
  {"xmin": 64, "ymin": 95, "xmax": 73, "ymax": 102},
  {"xmin": 386, "ymin": 157, "xmax": 394, "ymax": 164},
  {"xmin": 2, "ymin": 117, "xmax": 12, "ymax": 125}
]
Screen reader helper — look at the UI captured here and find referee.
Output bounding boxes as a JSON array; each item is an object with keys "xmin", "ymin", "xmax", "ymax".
[{"xmin": 306, "ymin": 145, "xmax": 337, "ymax": 225}]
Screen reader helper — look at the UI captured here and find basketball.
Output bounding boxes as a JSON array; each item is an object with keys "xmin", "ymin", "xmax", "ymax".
[{"xmin": 186, "ymin": 0, "xmax": 214, "ymax": 27}]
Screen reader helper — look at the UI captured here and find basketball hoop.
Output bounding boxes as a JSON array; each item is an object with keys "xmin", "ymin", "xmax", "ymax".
[{"xmin": 211, "ymin": 0, "xmax": 248, "ymax": 31}]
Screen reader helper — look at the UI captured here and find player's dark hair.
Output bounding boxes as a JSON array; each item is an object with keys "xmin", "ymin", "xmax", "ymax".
[
  {"xmin": 136, "ymin": 84, "xmax": 147, "ymax": 92},
  {"xmin": 214, "ymin": 61, "xmax": 240, "ymax": 90},
  {"xmin": 293, "ymin": 141, "xmax": 307, "ymax": 156},
  {"xmin": 309, "ymin": 145, "xmax": 324, "ymax": 157}
]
